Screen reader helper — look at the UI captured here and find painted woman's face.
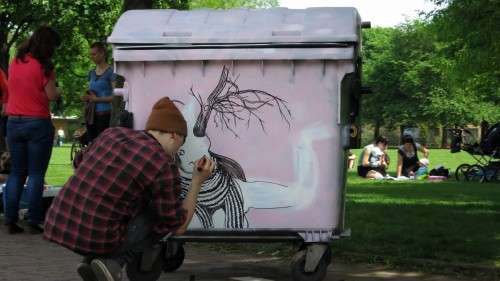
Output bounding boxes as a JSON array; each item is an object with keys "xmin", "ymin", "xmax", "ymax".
[
  {"xmin": 177, "ymin": 135, "xmax": 211, "ymax": 174},
  {"xmin": 178, "ymin": 101, "xmax": 213, "ymax": 174}
]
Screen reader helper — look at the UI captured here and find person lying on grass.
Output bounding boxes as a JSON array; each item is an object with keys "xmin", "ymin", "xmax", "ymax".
[{"xmin": 44, "ymin": 97, "xmax": 215, "ymax": 281}]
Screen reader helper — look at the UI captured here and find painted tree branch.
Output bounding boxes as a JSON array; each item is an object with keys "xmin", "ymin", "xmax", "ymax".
[{"xmin": 190, "ymin": 66, "xmax": 291, "ymax": 138}]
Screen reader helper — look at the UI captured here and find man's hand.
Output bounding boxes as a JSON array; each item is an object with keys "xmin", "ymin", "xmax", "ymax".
[
  {"xmin": 175, "ymin": 156, "xmax": 216, "ymax": 235},
  {"xmin": 191, "ymin": 156, "xmax": 215, "ymax": 185}
]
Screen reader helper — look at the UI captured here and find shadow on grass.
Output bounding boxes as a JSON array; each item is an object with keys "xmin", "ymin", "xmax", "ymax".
[{"xmin": 340, "ymin": 171, "xmax": 500, "ymax": 268}]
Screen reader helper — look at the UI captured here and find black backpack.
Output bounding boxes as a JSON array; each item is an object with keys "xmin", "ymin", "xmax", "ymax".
[{"xmin": 429, "ymin": 167, "xmax": 449, "ymax": 178}]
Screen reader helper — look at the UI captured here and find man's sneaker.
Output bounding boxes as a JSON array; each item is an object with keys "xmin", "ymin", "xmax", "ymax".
[
  {"xmin": 90, "ymin": 258, "xmax": 123, "ymax": 281},
  {"xmin": 28, "ymin": 223, "xmax": 44, "ymax": 234},
  {"xmin": 77, "ymin": 262, "xmax": 97, "ymax": 281}
]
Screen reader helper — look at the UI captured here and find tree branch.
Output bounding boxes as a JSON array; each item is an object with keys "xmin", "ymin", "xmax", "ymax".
[{"xmin": 7, "ymin": 20, "xmax": 29, "ymax": 50}]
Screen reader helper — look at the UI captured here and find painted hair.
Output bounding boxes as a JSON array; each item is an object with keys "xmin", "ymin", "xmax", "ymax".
[{"xmin": 16, "ymin": 26, "xmax": 61, "ymax": 76}]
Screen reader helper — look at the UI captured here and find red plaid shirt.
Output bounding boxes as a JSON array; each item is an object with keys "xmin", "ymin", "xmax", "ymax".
[{"xmin": 44, "ymin": 127, "xmax": 186, "ymax": 255}]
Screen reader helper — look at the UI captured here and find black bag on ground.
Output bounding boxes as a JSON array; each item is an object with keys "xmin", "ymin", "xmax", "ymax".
[{"xmin": 429, "ymin": 167, "xmax": 450, "ymax": 178}]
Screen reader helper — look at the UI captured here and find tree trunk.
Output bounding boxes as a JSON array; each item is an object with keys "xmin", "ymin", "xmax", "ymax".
[
  {"xmin": 123, "ymin": 0, "xmax": 153, "ymax": 11},
  {"xmin": 441, "ymin": 126, "xmax": 448, "ymax": 148},
  {"xmin": 480, "ymin": 120, "xmax": 489, "ymax": 141},
  {"xmin": 373, "ymin": 120, "xmax": 380, "ymax": 140},
  {"xmin": 0, "ymin": 30, "xmax": 9, "ymax": 73},
  {"xmin": 399, "ymin": 125, "xmax": 405, "ymax": 145}
]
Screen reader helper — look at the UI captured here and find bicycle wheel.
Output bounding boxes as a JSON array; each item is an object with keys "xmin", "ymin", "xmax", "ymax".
[
  {"xmin": 489, "ymin": 166, "xmax": 500, "ymax": 183},
  {"xmin": 455, "ymin": 164, "xmax": 470, "ymax": 182},
  {"xmin": 465, "ymin": 164, "xmax": 486, "ymax": 183}
]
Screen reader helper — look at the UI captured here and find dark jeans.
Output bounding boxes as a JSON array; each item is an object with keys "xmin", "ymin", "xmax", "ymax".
[
  {"xmin": 86, "ymin": 112, "xmax": 110, "ymax": 143},
  {"xmin": 3, "ymin": 117, "xmax": 54, "ymax": 225},
  {"xmin": 357, "ymin": 165, "xmax": 386, "ymax": 177}
]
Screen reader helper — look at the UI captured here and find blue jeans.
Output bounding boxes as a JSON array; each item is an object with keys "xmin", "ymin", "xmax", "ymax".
[{"xmin": 3, "ymin": 118, "xmax": 54, "ymax": 225}]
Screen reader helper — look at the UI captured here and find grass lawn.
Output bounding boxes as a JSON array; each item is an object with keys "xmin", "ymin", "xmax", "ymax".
[
  {"xmin": 45, "ymin": 144, "xmax": 73, "ymax": 186},
  {"xmin": 341, "ymin": 149, "xmax": 500, "ymax": 269},
  {"xmin": 45, "ymin": 147, "xmax": 499, "ymax": 270}
]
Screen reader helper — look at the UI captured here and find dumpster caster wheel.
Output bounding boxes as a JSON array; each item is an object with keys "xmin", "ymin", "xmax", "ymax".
[
  {"xmin": 126, "ymin": 253, "xmax": 162, "ymax": 281},
  {"xmin": 323, "ymin": 247, "xmax": 332, "ymax": 265},
  {"xmin": 290, "ymin": 250, "xmax": 328, "ymax": 281},
  {"xmin": 161, "ymin": 243, "xmax": 185, "ymax": 272}
]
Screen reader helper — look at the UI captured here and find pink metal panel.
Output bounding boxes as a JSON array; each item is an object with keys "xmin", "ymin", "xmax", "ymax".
[{"xmin": 115, "ymin": 60, "xmax": 353, "ymax": 230}]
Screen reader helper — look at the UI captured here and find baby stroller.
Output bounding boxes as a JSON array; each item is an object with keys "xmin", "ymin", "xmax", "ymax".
[{"xmin": 450, "ymin": 123, "xmax": 500, "ymax": 183}]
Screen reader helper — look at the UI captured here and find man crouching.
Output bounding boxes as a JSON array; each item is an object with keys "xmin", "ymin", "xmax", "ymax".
[{"xmin": 44, "ymin": 97, "xmax": 214, "ymax": 281}]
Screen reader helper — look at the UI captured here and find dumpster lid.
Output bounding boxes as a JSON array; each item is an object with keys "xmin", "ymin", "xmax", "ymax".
[{"xmin": 108, "ymin": 7, "xmax": 361, "ymax": 45}]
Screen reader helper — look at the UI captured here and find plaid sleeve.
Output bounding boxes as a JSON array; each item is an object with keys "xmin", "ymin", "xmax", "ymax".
[{"xmin": 150, "ymin": 165, "xmax": 187, "ymax": 235}]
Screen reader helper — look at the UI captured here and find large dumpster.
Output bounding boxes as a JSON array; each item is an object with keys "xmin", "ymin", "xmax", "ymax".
[{"xmin": 109, "ymin": 7, "xmax": 364, "ymax": 281}]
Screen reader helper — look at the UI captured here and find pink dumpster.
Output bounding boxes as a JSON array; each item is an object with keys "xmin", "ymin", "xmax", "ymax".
[{"xmin": 109, "ymin": 7, "xmax": 366, "ymax": 281}]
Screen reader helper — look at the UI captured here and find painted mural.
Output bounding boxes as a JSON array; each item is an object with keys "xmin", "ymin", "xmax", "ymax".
[
  {"xmin": 118, "ymin": 60, "xmax": 352, "ymax": 230},
  {"xmin": 177, "ymin": 66, "xmax": 292, "ymax": 228}
]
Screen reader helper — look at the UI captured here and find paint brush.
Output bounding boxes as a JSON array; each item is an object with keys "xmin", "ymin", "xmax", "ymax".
[{"xmin": 197, "ymin": 155, "xmax": 207, "ymax": 172}]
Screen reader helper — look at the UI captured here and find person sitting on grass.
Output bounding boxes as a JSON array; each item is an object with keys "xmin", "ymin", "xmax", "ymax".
[
  {"xmin": 396, "ymin": 134, "xmax": 429, "ymax": 178},
  {"xmin": 357, "ymin": 136, "xmax": 389, "ymax": 179},
  {"xmin": 43, "ymin": 97, "xmax": 215, "ymax": 281}
]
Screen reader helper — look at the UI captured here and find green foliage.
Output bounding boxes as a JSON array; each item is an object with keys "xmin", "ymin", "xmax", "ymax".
[
  {"xmin": 2, "ymin": 0, "xmax": 496, "ymax": 122},
  {"xmin": 432, "ymin": 0, "xmax": 500, "ymax": 77},
  {"xmin": 361, "ymin": 2, "xmax": 500, "ymax": 129},
  {"xmin": 190, "ymin": 0, "xmax": 278, "ymax": 9},
  {"xmin": 1, "ymin": 0, "xmax": 279, "ymax": 117},
  {"xmin": 154, "ymin": 0, "xmax": 189, "ymax": 9},
  {"xmin": 0, "ymin": 0, "xmax": 123, "ymax": 116}
]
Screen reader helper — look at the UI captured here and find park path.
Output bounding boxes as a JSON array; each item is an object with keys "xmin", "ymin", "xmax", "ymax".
[{"xmin": 0, "ymin": 218, "xmax": 482, "ymax": 281}]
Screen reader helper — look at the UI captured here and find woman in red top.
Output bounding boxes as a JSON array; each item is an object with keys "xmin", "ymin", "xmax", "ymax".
[{"xmin": 4, "ymin": 26, "xmax": 61, "ymax": 234}]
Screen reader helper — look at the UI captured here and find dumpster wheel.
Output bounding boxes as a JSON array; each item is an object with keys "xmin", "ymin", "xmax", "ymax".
[
  {"xmin": 126, "ymin": 252, "xmax": 162, "ymax": 281},
  {"xmin": 161, "ymin": 243, "xmax": 185, "ymax": 272},
  {"xmin": 290, "ymin": 249, "xmax": 329, "ymax": 281}
]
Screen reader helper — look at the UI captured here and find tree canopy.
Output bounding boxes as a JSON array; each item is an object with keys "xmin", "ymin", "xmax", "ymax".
[
  {"xmin": 0, "ymin": 0, "xmax": 278, "ymax": 116},
  {"xmin": 1, "ymin": 0, "xmax": 496, "ymax": 125},
  {"xmin": 360, "ymin": 0, "xmax": 500, "ymax": 132}
]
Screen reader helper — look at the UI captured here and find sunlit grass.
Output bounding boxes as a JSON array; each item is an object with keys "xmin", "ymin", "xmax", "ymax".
[
  {"xmin": 45, "ymin": 144, "xmax": 73, "ymax": 186},
  {"xmin": 339, "ymin": 160, "xmax": 500, "ymax": 267}
]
